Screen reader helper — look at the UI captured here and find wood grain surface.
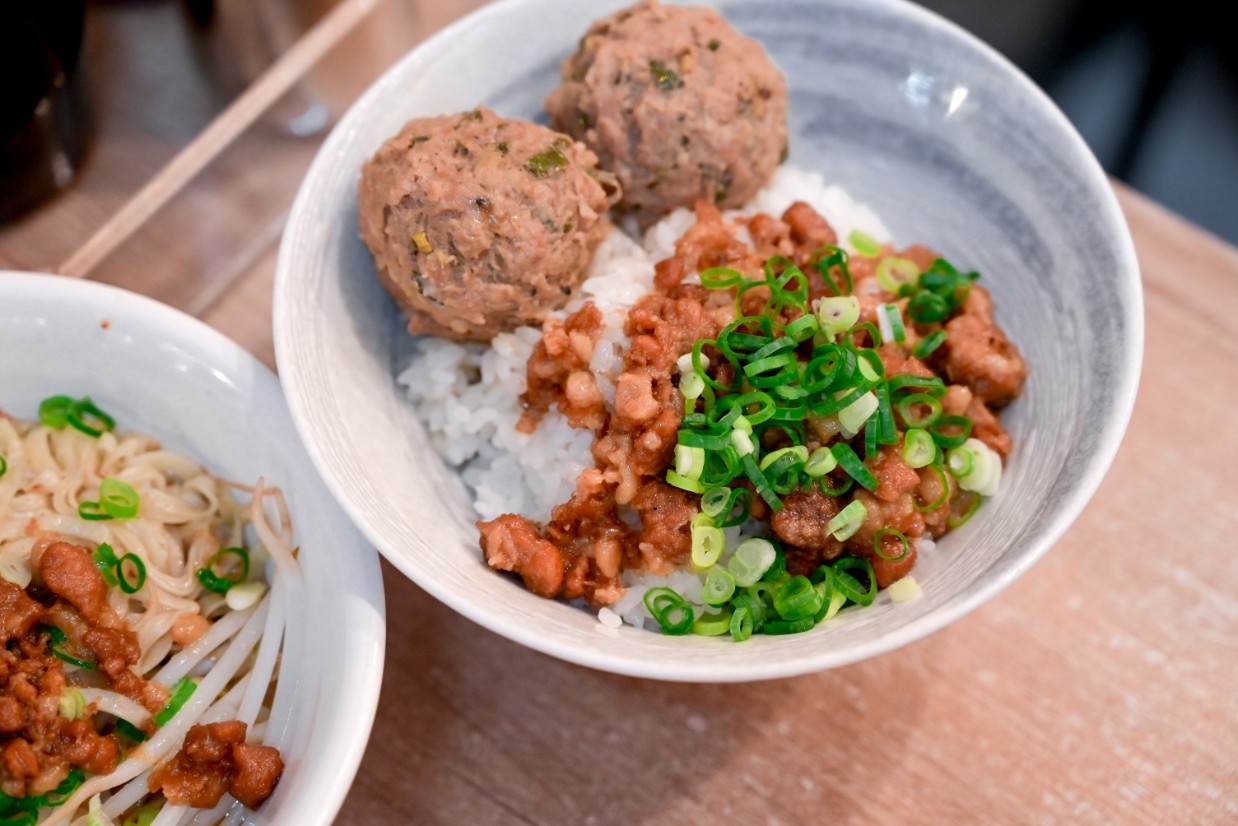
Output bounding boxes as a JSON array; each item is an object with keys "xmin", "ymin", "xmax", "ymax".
[{"xmin": 2, "ymin": 1, "xmax": 1235, "ymax": 824}]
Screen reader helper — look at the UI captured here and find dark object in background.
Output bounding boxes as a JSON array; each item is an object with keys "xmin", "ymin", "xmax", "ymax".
[{"xmin": 0, "ymin": 1, "xmax": 90, "ymax": 224}]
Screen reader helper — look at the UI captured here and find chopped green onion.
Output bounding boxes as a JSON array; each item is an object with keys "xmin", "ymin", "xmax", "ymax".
[
  {"xmin": 38, "ymin": 395, "xmax": 74, "ymax": 428},
  {"xmin": 692, "ymin": 610, "xmax": 732, "ymax": 636},
  {"xmin": 155, "ymin": 677, "xmax": 197, "ymax": 727},
  {"xmin": 763, "ymin": 616, "xmax": 817, "ymax": 635},
  {"xmin": 949, "ymin": 491, "xmax": 982, "ymax": 527},
  {"xmin": 99, "ymin": 478, "xmax": 140, "ymax": 519},
  {"xmin": 831, "ymin": 556, "xmax": 877, "ymax": 606},
  {"xmin": 702, "ymin": 567, "xmax": 736, "ymax": 606},
  {"xmin": 913, "ymin": 463, "xmax": 951, "ymax": 513},
  {"xmin": 195, "ymin": 546, "xmax": 250, "ymax": 595},
  {"xmin": 2, "ymin": 768, "xmax": 86, "ymax": 820},
  {"xmin": 729, "ymin": 538, "xmax": 776, "ymax": 587},
  {"xmin": 896, "ymin": 393, "xmax": 943, "ymax": 428},
  {"xmin": 701, "ymin": 267, "xmax": 744, "ymax": 289},
  {"xmin": 902, "ymin": 428, "xmax": 936, "ymax": 468},
  {"xmin": 680, "ymin": 371, "xmax": 705, "ymax": 402},
  {"xmin": 912, "ymin": 330, "xmax": 948, "ymax": 359},
  {"xmin": 811, "ymin": 246, "xmax": 854, "ymax": 295},
  {"xmin": 850, "ymin": 321, "xmax": 882, "ymax": 350},
  {"xmin": 643, "ymin": 587, "xmax": 694, "ymax": 635},
  {"xmin": 838, "ymin": 390, "xmax": 878, "ymax": 436},
  {"xmin": 827, "ymin": 500, "xmax": 867, "ymax": 541},
  {"xmin": 740, "ymin": 453, "xmax": 782, "ymax": 511},
  {"xmin": 930, "ymin": 414, "xmax": 973, "ymax": 449},
  {"xmin": 875, "ymin": 257, "xmax": 919, "ymax": 294},
  {"xmin": 815, "ymin": 295, "xmax": 860, "ymax": 336},
  {"xmin": 888, "ymin": 575, "xmax": 922, "ymax": 602},
  {"xmin": 67, "ymin": 398, "xmax": 115, "ymax": 438},
  {"xmin": 907, "ymin": 290, "xmax": 951, "ymax": 323},
  {"xmin": 773, "ymin": 575, "xmax": 822, "ymax": 620},
  {"xmin": 675, "ymin": 444, "xmax": 705, "ymax": 480},
  {"xmin": 947, "ymin": 446, "xmax": 974, "ymax": 477},
  {"xmin": 691, "ymin": 521, "xmax": 726, "ymax": 569},
  {"xmin": 887, "ymin": 374, "xmax": 946, "ymax": 396},
  {"xmin": 713, "ymin": 487, "xmax": 752, "ymax": 528},
  {"xmin": 952, "ymin": 437, "xmax": 1002, "ymax": 496},
  {"xmin": 224, "ymin": 581, "xmax": 267, "ymax": 611},
  {"xmin": 116, "ymin": 553, "xmax": 146, "ymax": 594},
  {"xmin": 77, "ymin": 501, "xmax": 111, "ymax": 521},
  {"xmin": 854, "ymin": 351, "xmax": 881, "ymax": 385},
  {"xmin": 701, "ymin": 487, "xmax": 730, "ymax": 518},
  {"xmin": 729, "ymin": 603, "xmax": 756, "ymax": 642},
  {"xmin": 830, "ymin": 443, "xmax": 878, "ymax": 491},
  {"xmin": 873, "ymin": 527, "xmax": 910, "ymax": 561},
  {"xmin": 729, "ymin": 428, "xmax": 755, "ymax": 457},
  {"xmin": 804, "ymin": 446, "xmax": 838, "ymax": 478},
  {"xmin": 666, "ymin": 470, "xmax": 707, "ymax": 493},
  {"xmin": 848, "ymin": 229, "xmax": 881, "ymax": 257},
  {"xmin": 758, "ymin": 445, "xmax": 808, "ymax": 474},
  {"xmin": 92, "ymin": 542, "xmax": 120, "ymax": 587},
  {"xmin": 114, "ymin": 718, "xmax": 147, "ymax": 743},
  {"xmin": 784, "ymin": 313, "xmax": 819, "ymax": 342},
  {"xmin": 818, "ymin": 579, "xmax": 847, "ymax": 622},
  {"xmin": 41, "ymin": 625, "xmax": 96, "ymax": 670},
  {"xmin": 877, "ymin": 303, "xmax": 906, "ymax": 344},
  {"xmin": 58, "ymin": 687, "xmax": 87, "ymax": 721}
]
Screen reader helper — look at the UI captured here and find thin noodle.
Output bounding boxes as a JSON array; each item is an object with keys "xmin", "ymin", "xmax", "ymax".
[{"xmin": 0, "ymin": 415, "xmax": 297, "ymax": 823}]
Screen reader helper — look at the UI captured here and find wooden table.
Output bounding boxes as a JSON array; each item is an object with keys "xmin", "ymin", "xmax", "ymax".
[{"xmin": 3, "ymin": 1, "xmax": 1235, "ymax": 823}]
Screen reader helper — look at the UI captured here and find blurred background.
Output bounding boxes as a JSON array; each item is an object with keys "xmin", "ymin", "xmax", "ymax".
[
  {"xmin": 2, "ymin": 0, "xmax": 1235, "ymax": 266},
  {"xmin": 922, "ymin": 0, "xmax": 1238, "ymax": 245}
]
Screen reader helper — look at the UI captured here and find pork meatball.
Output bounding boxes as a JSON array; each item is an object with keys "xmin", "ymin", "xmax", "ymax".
[
  {"xmin": 357, "ymin": 108, "xmax": 616, "ymax": 341},
  {"xmin": 546, "ymin": 0, "xmax": 788, "ymax": 226}
]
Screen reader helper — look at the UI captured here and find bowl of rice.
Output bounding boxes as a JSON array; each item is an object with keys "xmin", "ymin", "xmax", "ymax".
[
  {"xmin": 273, "ymin": 0, "xmax": 1141, "ymax": 681},
  {"xmin": 0, "ymin": 272, "xmax": 384, "ymax": 823}
]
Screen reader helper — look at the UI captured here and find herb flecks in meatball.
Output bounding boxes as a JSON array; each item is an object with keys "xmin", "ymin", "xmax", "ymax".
[
  {"xmin": 546, "ymin": 0, "xmax": 788, "ymax": 226},
  {"xmin": 357, "ymin": 108, "xmax": 618, "ymax": 342}
]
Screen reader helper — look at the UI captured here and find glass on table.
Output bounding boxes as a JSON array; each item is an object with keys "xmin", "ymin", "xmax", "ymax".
[
  {"xmin": 69, "ymin": 0, "xmax": 456, "ymax": 365},
  {"xmin": 0, "ymin": 1, "xmax": 90, "ymax": 224}
]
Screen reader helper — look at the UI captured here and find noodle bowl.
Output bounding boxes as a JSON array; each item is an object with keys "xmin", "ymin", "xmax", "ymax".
[{"xmin": 0, "ymin": 406, "xmax": 300, "ymax": 824}]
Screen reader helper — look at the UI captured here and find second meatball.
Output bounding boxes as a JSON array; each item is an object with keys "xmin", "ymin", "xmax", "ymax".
[{"xmin": 546, "ymin": 0, "xmax": 788, "ymax": 227}]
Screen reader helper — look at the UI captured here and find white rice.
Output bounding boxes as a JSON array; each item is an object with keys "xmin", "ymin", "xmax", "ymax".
[{"xmin": 397, "ymin": 164, "xmax": 893, "ymax": 626}]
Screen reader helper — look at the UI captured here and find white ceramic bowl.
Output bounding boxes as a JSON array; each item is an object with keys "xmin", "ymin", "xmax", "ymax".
[
  {"xmin": 274, "ymin": 0, "xmax": 1141, "ymax": 681},
  {"xmin": 0, "ymin": 272, "xmax": 385, "ymax": 822}
]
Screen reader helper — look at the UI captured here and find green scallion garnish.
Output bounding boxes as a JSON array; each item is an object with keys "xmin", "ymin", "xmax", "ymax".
[
  {"xmin": 41, "ymin": 625, "xmax": 96, "ymax": 670},
  {"xmin": 155, "ymin": 677, "xmax": 197, "ymax": 727},
  {"xmin": 37, "ymin": 394, "xmax": 116, "ymax": 438},
  {"xmin": 195, "ymin": 546, "xmax": 250, "ymax": 594},
  {"xmin": 117, "ymin": 552, "xmax": 146, "ymax": 594},
  {"xmin": 643, "ymin": 587, "xmax": 694, "ymax": 635},
  {"xmin": 78, "ymin": 478, "xmax": 141, "ymax": 521}
]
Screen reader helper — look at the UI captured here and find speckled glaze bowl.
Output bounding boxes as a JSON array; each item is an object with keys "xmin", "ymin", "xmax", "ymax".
[
  {"xmin": 0, "ymin": 272, "xmax": 385, "ymax": 822},
  {"xmin": 274, "ymin": 0, "xmax": 1142, "ymax": 681}
]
